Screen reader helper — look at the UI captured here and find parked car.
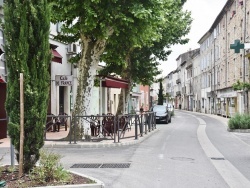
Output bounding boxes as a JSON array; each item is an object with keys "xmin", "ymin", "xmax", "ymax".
[
  {"xmin": 167, "ymin": 103, "xmax": 174, "ymax": 115},
  {"xmin": 151, "ymin": 105, "xmax": 171, "ymax": 124}
]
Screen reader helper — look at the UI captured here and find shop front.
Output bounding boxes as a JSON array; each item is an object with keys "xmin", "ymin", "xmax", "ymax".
[{"xmin": 217, "ymin": 89, "xmax": 238, "ymax": 117}]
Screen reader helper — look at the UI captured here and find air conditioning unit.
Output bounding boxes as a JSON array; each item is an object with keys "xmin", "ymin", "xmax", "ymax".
[{"xmin": 67, "ymin": 43, "xmax": 77, "ymax": 54}]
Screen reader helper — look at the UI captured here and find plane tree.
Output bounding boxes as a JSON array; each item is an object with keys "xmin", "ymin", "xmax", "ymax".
[
  {"xmin": 99, "ymin": 0, "xmax": 191, "ymax": 114},
  {"xmin": 49, "ymin": 0, "xmax": 179, "ymax": 136}
]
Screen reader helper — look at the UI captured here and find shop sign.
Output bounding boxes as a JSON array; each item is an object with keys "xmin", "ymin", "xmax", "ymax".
[
  {"xmin": 55, "ymin": 75, "xmax": 73, "ymax": 86},
  {"xmin": 217, "ymin": 91, "xmax": 237, "ymax": 98}
]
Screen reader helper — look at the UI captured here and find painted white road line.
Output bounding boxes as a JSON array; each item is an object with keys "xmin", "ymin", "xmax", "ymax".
[
  {"xmin": 197, "ymin": 117, "xmax": 250, "ymax": 188},
  {"xmin": 158, "ymin": 154, "xmax": 164, "ymax": 160}
]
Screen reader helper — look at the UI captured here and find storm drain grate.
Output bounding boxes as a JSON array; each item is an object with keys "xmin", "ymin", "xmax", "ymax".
[
  {"xmin": 71, "ymin": 163, "xmax": 102, "ymax": 168},
  {"xmin": 70, "ymin": 163, "xmax": 131, "ymax": 168},
  {"xmin": 100, "ymin": 163, "xmax": 131, "ymax": 168},
  {"xmin": 211, "ymin": 157, "xmax": 225, "ymax": 160}
]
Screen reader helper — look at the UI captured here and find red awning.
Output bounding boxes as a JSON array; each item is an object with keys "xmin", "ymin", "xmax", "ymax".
[
  {"xmin": 0, "ymin": 75, "xmax": 5, "ymax": 83},
  {"xmin": 52, "ymin": 49, "xmax": 62, "ymax": 64},
  {"xmin": 101, "ymin": 76, "xmax": 129, "ymax": 89}
]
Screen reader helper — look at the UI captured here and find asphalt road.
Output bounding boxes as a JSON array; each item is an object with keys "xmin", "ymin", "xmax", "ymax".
[{"xmin": 2, "ymin": 110, "xmax": 250, "ymax": 188}]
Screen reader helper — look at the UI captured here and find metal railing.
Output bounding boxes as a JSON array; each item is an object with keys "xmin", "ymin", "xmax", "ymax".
[{"xmin": 44, "ymin": 112, "xmax": 156, "ymax": 144}]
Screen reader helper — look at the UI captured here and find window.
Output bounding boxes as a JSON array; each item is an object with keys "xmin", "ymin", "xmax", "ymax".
[
  {"xmin": 240, "ymin": 54, "xmax": 243, "ymax": 77},
  {"xmin": 114, "ymin": 94, "xmax": 116, "ymax": 112},
  {"xmin": 56, "ymin": 22, "xmax": 62, "ymax": 33},
  {"xmin": 214, "ymin": 28, "xmax": 217, "ymax": 39},
  {"xmin": 215, "ymin": 68, "xmax": 218, "ymax": 84},
  {"xmin": 234, "ymin": 58, "xmax": 236, "ymax": 78},
  {"xmin": 245, "ymin": 56, "xmax": 249, "ymax": 76},
  {"xmin": 208, "ymin": 74, "xmax": 210, "ymax": 87},
  {"xmin": 0, "ymin": 29, "xmax": 3, "ymax": 46},
  {"xmin": 247, "ymin": 11, "xmax": 250, "ymax": 38},
  {"xmin": 141, "ymin": 91, "xmax": 144, "ymax": 106}
]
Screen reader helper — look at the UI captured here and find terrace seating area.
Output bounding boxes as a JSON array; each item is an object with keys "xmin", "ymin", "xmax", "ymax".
[
  {"xmin": 90, "ymin": 113, "xmax": 131, "ymax": 138},
  {"xmin": 46, "ymin": 113, "xmax": 68, "ymax": 132}
]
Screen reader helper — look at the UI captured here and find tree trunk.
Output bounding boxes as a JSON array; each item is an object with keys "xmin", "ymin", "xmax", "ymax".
[
  {"xmin": 66, "ymin": 30, "xmax": 113, "ymax": 140},
  {"xmin": 116, "ymin": 52, "xmax": 132, "ymax": 115},
  {"xmin": 73, "ymin": 36, "xmax": 105, "ymax": 139},
  {"xmin": 116, "ymin": 87, "xmax": 131, "ymax": 115}
]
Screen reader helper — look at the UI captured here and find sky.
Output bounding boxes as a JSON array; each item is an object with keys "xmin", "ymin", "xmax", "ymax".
[{"xmin": 158, "ymin": 0, "xmax": 228, "ymax": 77}]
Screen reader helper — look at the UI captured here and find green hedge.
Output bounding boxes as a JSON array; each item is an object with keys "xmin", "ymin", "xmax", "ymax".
[{"xmin": 228, "ymin": 113, "xmax": 250, "ymax": 129}]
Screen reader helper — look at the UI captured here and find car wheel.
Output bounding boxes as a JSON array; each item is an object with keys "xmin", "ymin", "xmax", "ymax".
[
  {"xmin": 166, "ymin": 117, "xmax": 169, "ymax": 124},
  {"xmin": 169, "ymin": 116, "xmax": 171, "ymax": 123}
]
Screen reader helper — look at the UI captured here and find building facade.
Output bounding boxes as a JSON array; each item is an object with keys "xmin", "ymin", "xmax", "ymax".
[{"xmin": 165, "ymin": 0, "xmax": 250, "ymax": 117}]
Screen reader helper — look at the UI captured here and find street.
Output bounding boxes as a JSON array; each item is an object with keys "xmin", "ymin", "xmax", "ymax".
[{"xmin": 2, "ymin": 110, "xmax": 250, "ymax": 187}]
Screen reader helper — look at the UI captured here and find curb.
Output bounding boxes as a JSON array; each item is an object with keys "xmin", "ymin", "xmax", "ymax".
[
  {"xmin": 43, "ymin": 129, "xmax": 159, "ymax": 149},
  {"xmin": 227, "ymin": 128, "xmax": 250, "ymax": 133}
]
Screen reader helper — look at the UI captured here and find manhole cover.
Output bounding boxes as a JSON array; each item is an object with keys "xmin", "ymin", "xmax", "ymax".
[
  {"xmin": 211, "ymin": 157, "xmax": 225, "ymax": 160},
  {"xmin": 171, "ymin": 157, "xmax": 194, "ymax": 161},
  {"xmin": 70, "ymin": 163, "xmax": 131, "ymax": 168}
]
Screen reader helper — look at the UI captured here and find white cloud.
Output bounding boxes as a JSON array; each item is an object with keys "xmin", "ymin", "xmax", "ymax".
[{"xmin": 158, "ymin": 0, "xmax": 227, "ymax": 77}]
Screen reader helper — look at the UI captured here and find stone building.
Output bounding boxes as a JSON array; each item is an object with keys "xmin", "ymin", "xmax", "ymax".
[
  {"xmin": 165, "ymin": 0, "xmax": 250, "ymax": 117},
  {"xmin": 198, "ymin": 0, "xmax": 250, "ymax": 116}
]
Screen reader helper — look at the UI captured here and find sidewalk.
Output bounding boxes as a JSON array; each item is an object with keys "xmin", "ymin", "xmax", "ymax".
[
  {"xmin": 185, "ymin": 110, "xmax": 229, "ymax": 127},
  {"xmin": 181, "ymin": 110, "xmax": 250, "ymax": 146},
  {"xmin": 0, "ymin": 125, "xmax": 159, "ymax": 149}
]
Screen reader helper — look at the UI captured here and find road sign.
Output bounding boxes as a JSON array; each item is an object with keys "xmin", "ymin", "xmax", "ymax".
[{"xmin": 55, "ymin": 75, "xmax": 73, "ymax": 86}]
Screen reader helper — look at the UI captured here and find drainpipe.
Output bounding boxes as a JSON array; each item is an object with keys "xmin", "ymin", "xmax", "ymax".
[
  {"xmin": 225, "ymin": 11, "xmax": 228, "ymax": 90},
  {"xmin": 214, "ymin": 35, "xmax": 216, "ymax": 114},
  {"xmin": 225, "ymin": 10, "xmax": 229, "ymax": 117},
  {"xmin": 243, "ymin": 1, "xmax": 248, "ymax": 113}
]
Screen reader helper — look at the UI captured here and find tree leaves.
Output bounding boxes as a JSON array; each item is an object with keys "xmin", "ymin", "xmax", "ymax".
[{"xmin": 233, "ymin": 80, "xmax": 250, "ymax": 91}]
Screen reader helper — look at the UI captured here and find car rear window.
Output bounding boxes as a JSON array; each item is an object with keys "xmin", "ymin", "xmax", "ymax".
[{"xmin": 153, "ymin": 106, "xmax": 166, "ymax": 112}]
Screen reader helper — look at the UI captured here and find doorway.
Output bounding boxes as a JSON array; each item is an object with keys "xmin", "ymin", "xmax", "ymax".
[
  {"xmin": 0, "ymin": 83, "xmax": 7, "ymax": 139},
  {"xmin": 59, "ymin": 86, "xmax": 65, "ymax": 114}
]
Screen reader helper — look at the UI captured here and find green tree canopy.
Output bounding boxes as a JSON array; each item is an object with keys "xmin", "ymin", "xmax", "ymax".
[
  {"xmin": 48, "ymin": 0, "xmax": 190, "ymax": 130},
  {"xmin": 100, "ymin": 0, "xmax": 191, "ymax": 86},
  {"xmin": 99, "ymin": 0, "xmax": 191, "ymax": 113}
]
